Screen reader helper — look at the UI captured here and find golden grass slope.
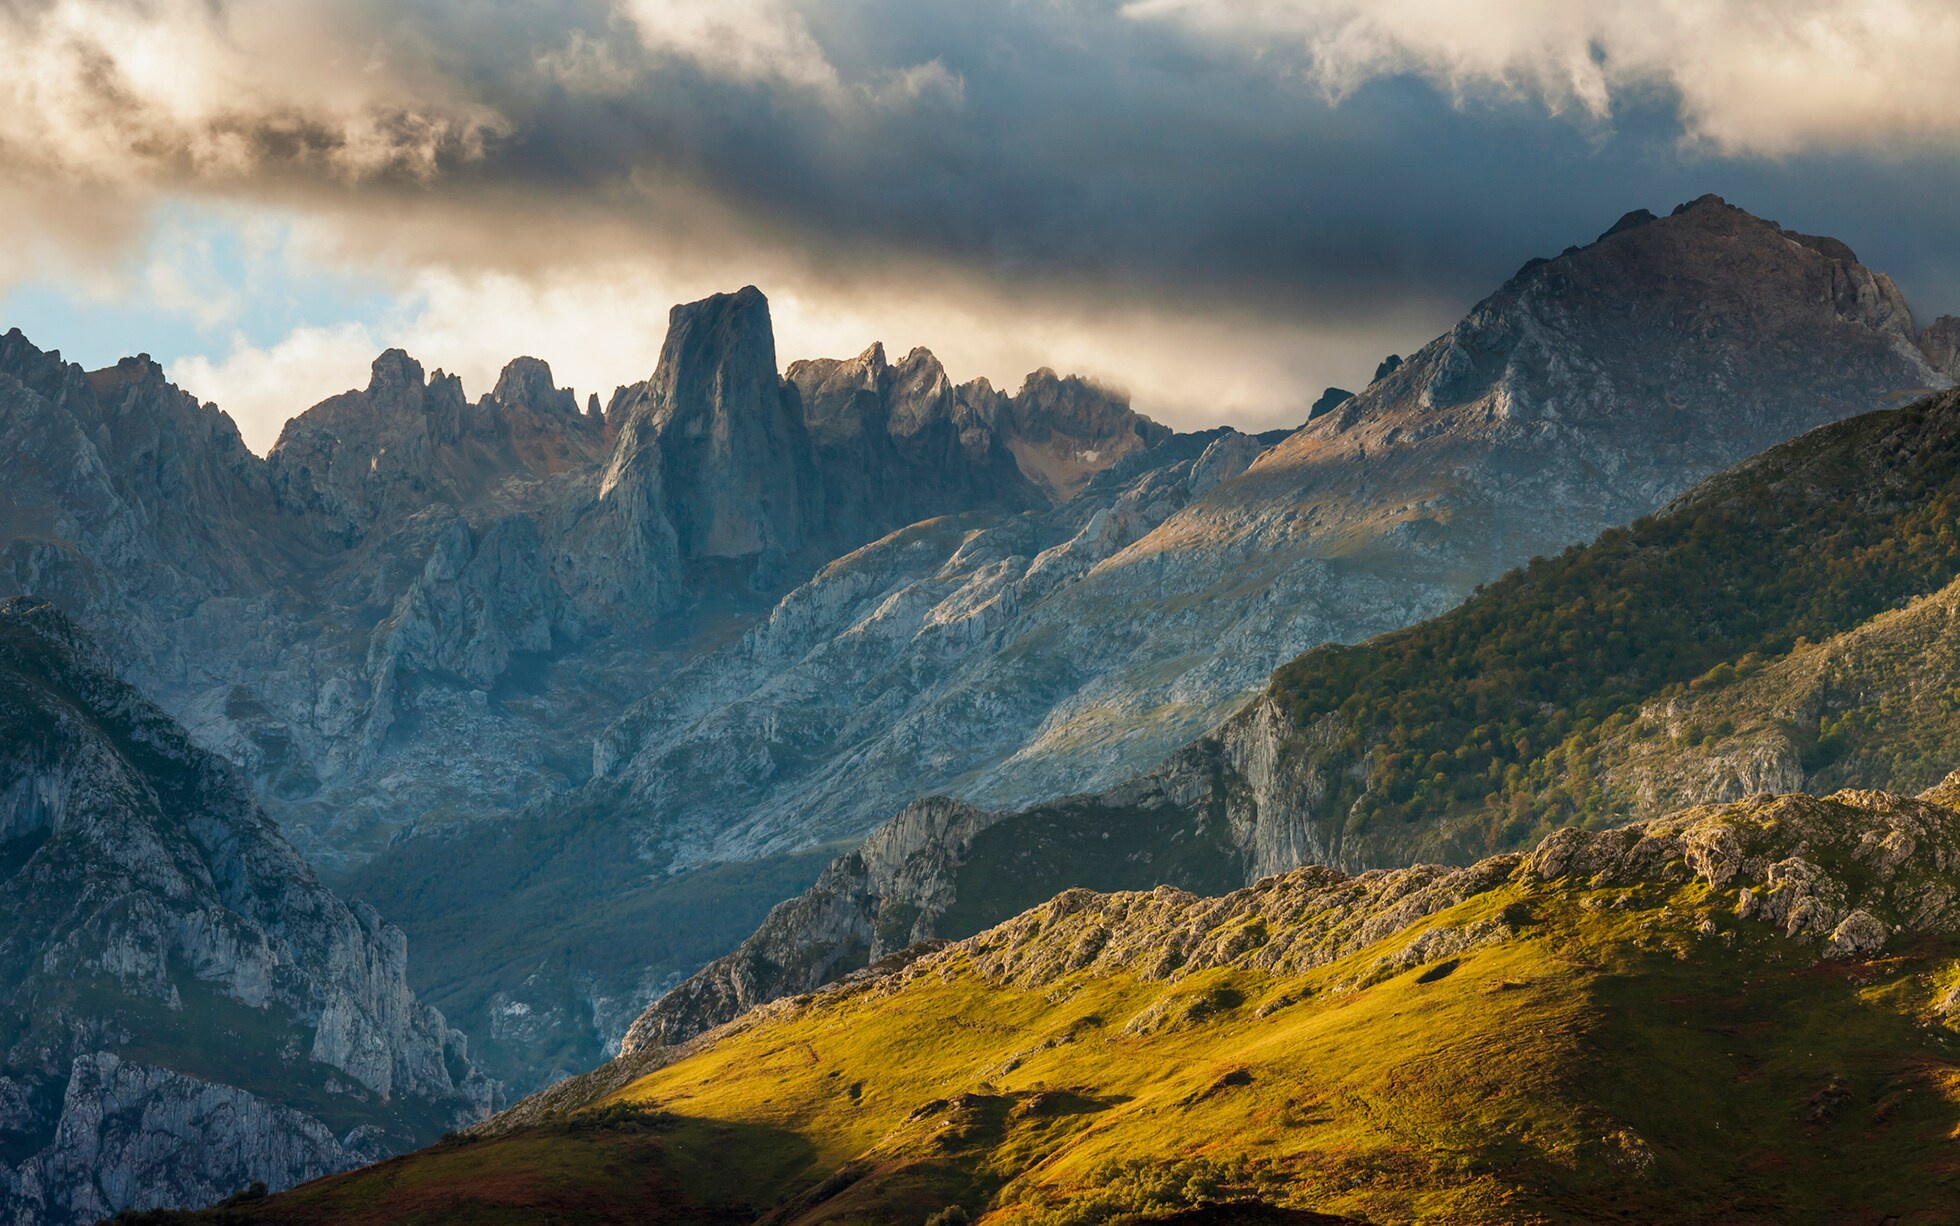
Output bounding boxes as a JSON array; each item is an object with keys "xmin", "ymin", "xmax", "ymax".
[{"xmin": 171, "ymin": 782, "xmax": 1960, "ymax": 1225}]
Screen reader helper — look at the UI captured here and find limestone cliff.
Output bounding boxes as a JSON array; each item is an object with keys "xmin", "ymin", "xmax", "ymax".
[{"xmin": 0, "ymin": 599, "xmax": 491, "ymax": 1225}]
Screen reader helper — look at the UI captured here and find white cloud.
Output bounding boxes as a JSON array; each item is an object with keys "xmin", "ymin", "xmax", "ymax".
[
  {"xmin": 616, "ymin": 0, "xmax": 842, "ymax": 92},
  {"xmin": 1125, "ymin": 0, "xmax": 1960, "ymax": 155},
  {"xmin": 0, "ymin": 0, "xmax": 503, "ymax": 187}
]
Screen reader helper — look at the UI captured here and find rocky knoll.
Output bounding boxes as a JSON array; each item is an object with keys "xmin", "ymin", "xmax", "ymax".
[{"xmin": 0, "ymin": 599, "xmax": 491, "ymax": 1225}]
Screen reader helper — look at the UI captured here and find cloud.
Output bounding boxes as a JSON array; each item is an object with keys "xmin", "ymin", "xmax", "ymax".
[
  {"xmin": 617, "ymin": 0, "xmax": 841, "ymax": 92},
  {"xmin": 1123, "ymin": 0, "xmax": 1960, "ymax": 156},
  {"xmin": 0, "ymin": 0, "xmax": 504, "ymax": 186}
]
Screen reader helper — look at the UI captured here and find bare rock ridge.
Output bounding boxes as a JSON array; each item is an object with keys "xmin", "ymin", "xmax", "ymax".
[
  {"xmin": 0, "ymin": 288, "xmax": 1160, "ymax": 865},
  {"xmin": 0, "ymin": 599, "xmax": 491, "ymax": 1226},
  {"xmin": 620, "ymin": 195, "xmax": 1960, "ymax": 1049}
]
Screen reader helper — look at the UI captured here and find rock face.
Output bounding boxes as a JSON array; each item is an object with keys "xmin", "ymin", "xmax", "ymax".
[
  {"xmin": 602, "ymin": 288, "xmax": 816, "ymax": 583},
  {"xmin": 1920, "ymin": 314, "xmax": 1960, "ymax": 379},
  {"xmin": 0, "ymin": 599, "xmax": 491, "ymax": 1225},
  {"xmin": 791, "ymin": 343, "xmax": 1045, "ymax": 540},
  {"xmin": 587, "ymin": 426, "xmax": 1278, "ymax": 868}
]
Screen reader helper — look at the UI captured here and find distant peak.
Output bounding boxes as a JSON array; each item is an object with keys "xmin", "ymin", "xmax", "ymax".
[
  {"xmin": 98, "ymin": 352, "xmax": 162, "ymax": 380},
  {"xmin": 1671, "ymin": 193, "xmax": 1735, "ymax": 216},
  {"xmin": 894, "ymin": 346, "xmax": 946, "ymax": 380},
  {"xmin": 367, "ymin": 348, "xmax": 426, "ymax": 392},
  {"xmin": 82, "ymin": 352, "xmax": 166, "ymax": 399},
  {"xmin": 491, "ymin": 356, "xmax": 577, "ymax": 416},
  {"xmin": 858, "ymin": 341, "xmax": 888, "ymax": 370},
  {"xmin": 1598, "ymin": 208, "xmax": 1658, "ymax": 241},
  {"xmin": 1309, "ymin": 387, "xmax": 1353, "ymax": 421},
  {"xmin": 672, "ymin": 285, "xmax": 771, "ymax": 324}
]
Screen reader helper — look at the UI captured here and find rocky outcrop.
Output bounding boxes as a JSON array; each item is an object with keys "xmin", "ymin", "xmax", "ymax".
[
  {"xmin": 8, "ymin": 1054, "xmax": 386, "ymax": 1226},
  {"xmin": 0, "ymin": 599, "xmax": 491, "ymax": 1224},
  {"xmin": 791, "ymin": 343, "xmax": 1045, "ymax": 541},
  {"xmin": 1000, "ymin": 368, "xmax": 1171, "ymax": 500},
  {"xmin": 602, "ymin": 287, "xmax": 816, "ymax": 584},
  {"xmin": 619, "ymin": 796, "xmax": 994, "ymax": 1051},
  {"xmin": 588, "ymin": 427, "xmax": 1276, "ymax": 867},
  {"xmin": 1308, "ymin": 387, "xmax": 1352, "ymax": 420},
  {"xmin": 1919, "ymin": 315, "xmax": 1960, "ymax": 379}
]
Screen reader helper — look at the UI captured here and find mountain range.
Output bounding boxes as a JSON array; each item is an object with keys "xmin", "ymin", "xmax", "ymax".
[
  {"xmin": 628, "ymin": 371, "xmax": 1960, "ymax": 1048},
  {"xmin": 333, "ymin": 194, "xmax": 1960, "ymax": 1091},
  {"xmin": 9, "ymin": 194, "xmax": 1960, "ymax": 1217}
]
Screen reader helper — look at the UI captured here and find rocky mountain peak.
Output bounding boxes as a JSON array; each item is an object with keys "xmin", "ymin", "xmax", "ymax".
[
  {"xmin": 365, "ymin": 347, "xmax": 429, "ymax": 397},
  {"xmin": 1920, "ymin": 315, "xmax": 1960, "ymax": 379},
  {"xmin": 1248, "ymin": 195, "xmax": 1943, "ymax": 516},
  {"xmin": 1005, "ymin": 367, "xmax": 1170, "ymax": 500},
  {"xmin": 786, "ymin": 344, "xmax": 893, "ymax": 435},
  {"xmin": 638, "ymin": 285, "xmax": 781, "ymax": 423},
  {"xmin": 490, "ymin": 356, "xmax": 579, "ymax": 419},
  {"xmin": 82, "ymin": 351, "xmax": 165, "ymax": 396},
  {"xmin": 602, "ymin": 286, "xmax": 813, "ymax": 569}
]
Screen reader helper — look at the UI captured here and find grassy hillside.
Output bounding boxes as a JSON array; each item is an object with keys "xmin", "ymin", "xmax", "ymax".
[
  {"xmin": 161, "ymin": 781, "xmax": 1960, "ymax": 1224},
  {"xmin": 1256, "ymin": 388, "xmax": 1960, "ymax": 859}
]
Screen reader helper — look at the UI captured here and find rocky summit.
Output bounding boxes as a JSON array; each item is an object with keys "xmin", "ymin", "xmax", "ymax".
[{"xmin": 0, "ymin": 599, "xmax": 491, "ymax": 1226}]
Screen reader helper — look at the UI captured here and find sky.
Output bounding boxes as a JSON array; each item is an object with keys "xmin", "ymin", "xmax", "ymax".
[{"xmin": 5, "ymin": 1, "xmax": 1960, "ymax": 454}]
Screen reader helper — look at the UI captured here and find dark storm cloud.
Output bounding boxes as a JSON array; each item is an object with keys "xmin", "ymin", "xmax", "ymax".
[{"xmin": 380, "ymin": 0, "xmax": 1960, "ymax": 324}]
